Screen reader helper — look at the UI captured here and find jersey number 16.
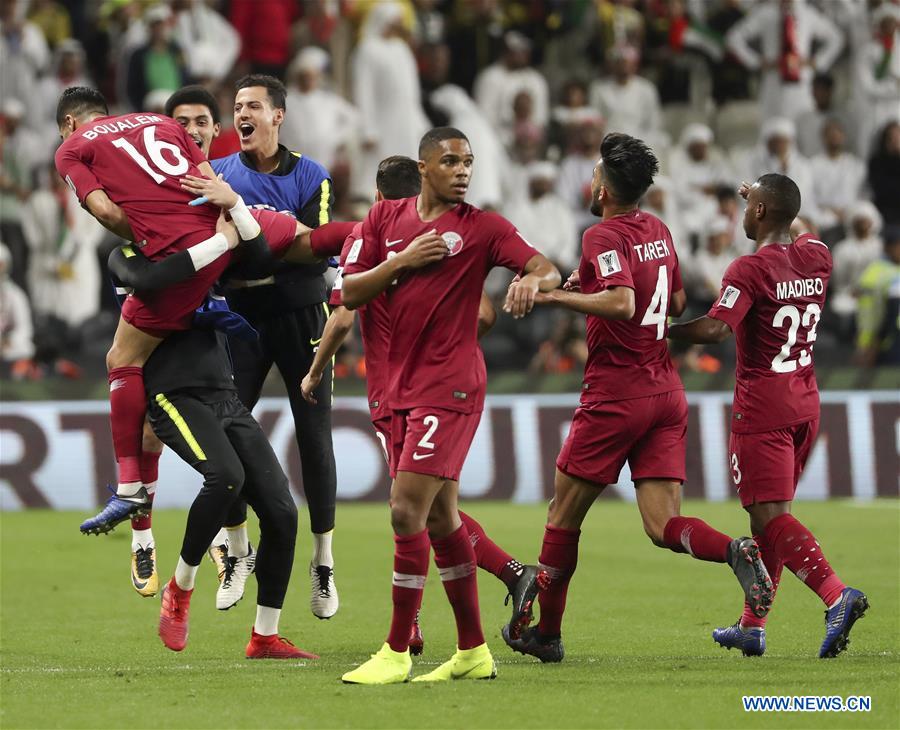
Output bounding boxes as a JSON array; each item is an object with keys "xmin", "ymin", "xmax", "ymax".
[{"xmin": 111, "ymin": 125, "xmax": 190, "ymax": 184}]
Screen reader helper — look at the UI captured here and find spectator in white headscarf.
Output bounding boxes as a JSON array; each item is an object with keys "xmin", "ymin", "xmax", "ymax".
[
  {"xmin": 504, "ymin": 161, "xmax": 578, "ymax": 272},
  {"xmin": 429, "ymin": 84, "xmax": 506, "ymax": 209},
  {"xmin": 691, "ymin": 216, "xmax": 739, "ymax": 305},
  {"xmin": 640, "ymin": 176, "xmax": 689, "ymax": 259},
  {"xmin": 810, "ymin": 118, "xmax": 866, "ymax": 237},
  {"xmin": 282, "ymin": 46, "xmax": 359, "ymax": 172},
  {"xmin": 474, "ymin": 31, "xmax": 549, "ymax": 140},
  {"xmin": 557, "ymin": 114, "xmax": 606, "ymax": 234},
  {"xmin": 34, "ymin": 40, "xmax": 92, "ymax": 141},
  {"xmin": 171, "ymin": 0, "xmax": 241, "ymax": 84},
  {"xmin": 669, "ymin": 123, "xmax": 734, "ymax": 235},
  {"xmin": 352, "ymin": 1, "xmax": 429, "ymax": 196},
  {"xmin": 726, "ymin": 0, "xmax": 844, "ymax": 121},
  {"xmin": 0, "ymin": 0, "xmax": 50, "ymax": 118},
  {"xmin": 830, "ymin": 201, "xmax": 884, "ymax": 320},
  {"xmin": 743, "ymin": 117, "xmax": 819, "ymax": 222},
  {"xmin": 853, "ymin": 4, "xmax": 900, "ymax": 157}
]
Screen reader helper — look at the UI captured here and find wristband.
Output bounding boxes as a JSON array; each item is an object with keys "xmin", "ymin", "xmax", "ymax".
[
  {"xmin": 229, "ymin": 196, "xmax": 261, "ymax": 241},
  {"xmin": 187, "ymin": 232, "xmax": 230, "ymax": 270}
]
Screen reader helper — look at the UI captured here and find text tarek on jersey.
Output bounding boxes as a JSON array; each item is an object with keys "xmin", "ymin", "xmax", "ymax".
[{"xmin": 776, "ymin": 277, "xmax": 825, "ymax": 301}]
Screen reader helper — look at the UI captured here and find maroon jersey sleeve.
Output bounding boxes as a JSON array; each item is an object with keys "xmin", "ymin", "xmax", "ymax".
[
  {"xmin": 483, "ymin": 213, "xmax": 538, "ymax": 273},
  {"xmin": 329, "ymin": 231, "xmax": 361, "ymax": 307},
  {"xmin": 707, "ymin": 257, "xmax": 756, "ymax": 330},
  {"xmin": 55, "ymin": 137, "xmax": 103, "ymax": 204},
  {"xmin": 582, "ymin": 225, "xmax": 635, "ymax": 291},
  {"xmin": 343, "ymin": 206, "xmax": 383, "ymax": 277}
]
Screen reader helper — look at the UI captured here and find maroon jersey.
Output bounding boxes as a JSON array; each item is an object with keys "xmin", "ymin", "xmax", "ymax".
[
  {"xmin": 708, "ymin": 233, "xmax": 831, "ymax": 433},
  {"xmin": 330, "ymin": 222, "xmax": 391, "ymax": 420},
  {"xmin": 579, "ymin": 210, "xmax": 684, "ymax": 403},
  {"xmin": 344, "ymin": 197, "xmax": 536, "ymax": 414},
  {"xmin": 55, "ymin": 113, "xmax": 216, "ymax": 259}
]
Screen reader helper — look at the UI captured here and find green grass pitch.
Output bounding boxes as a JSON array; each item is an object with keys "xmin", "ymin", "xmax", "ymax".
[{"xmin": 1, "ymin": 501, "xmax": 897, "ymax": 729}]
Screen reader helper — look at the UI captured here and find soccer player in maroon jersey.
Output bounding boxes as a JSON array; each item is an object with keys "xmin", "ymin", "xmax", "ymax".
[
  {"xmin": 302, "ymin": 155, "xmax": 544, "ymax": 657},
  {"xmin": 669, "ymin": 174, "xmax": 868, "ymax": 659},
  {"xmin": 338, "ymin": 128, "xmax": 560, "ymax": 684},
  {"xmin": 504, "ymin": 133, "xmax": 774, "ymax": 664}
]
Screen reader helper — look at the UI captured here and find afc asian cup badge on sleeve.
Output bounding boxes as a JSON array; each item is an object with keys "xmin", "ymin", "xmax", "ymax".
[{"xmin": 441, "ymin": 231, "xmax": 464, "ymax": 257}]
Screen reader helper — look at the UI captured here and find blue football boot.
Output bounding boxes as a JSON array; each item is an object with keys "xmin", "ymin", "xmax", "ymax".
[
  {"xmin": 79, "ymin": 486, "xmax": 150, "ymax": 535},
  {"xmin": 819, "ymin": 587, "xmax": 868, "ymax": 658},
  {"xmin": 712, "ymin": 623, "xmax": 766, "ymax": 657}
]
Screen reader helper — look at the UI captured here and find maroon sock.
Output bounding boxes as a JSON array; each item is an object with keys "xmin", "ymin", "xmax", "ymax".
[
  {"xmin": 662, "ymin": 516, "xmax": 731, "ymax": 562},
  {"xmin": 740, "ymin": 531, "xmax": 784, "ymax": 629},
  {"xmin": 432, "ymin": 524, "xmax": 485, "ymax": 650},
  {"xmin": 386, "ymin": 530, "xmax": 430, "ymax": 653},
  {"xmin": 458, "ymin": 510, "xmax": 522, "ymax": 592},
  {"xmin": 537, "ymin": 525, "xmax": 580, "ymax": 637},
  {"xmin": 765, "ymin": 513, "xmax": 847, "ymax": 607},
  {"xmin": 108, "ymin": 367, "xmax": 146, "ymax": 485}
]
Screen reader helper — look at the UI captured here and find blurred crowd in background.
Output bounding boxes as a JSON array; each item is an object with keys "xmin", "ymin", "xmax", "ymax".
[{"xmin": 1, "ymin": 0, "xmax": 898, "ymax": 385}]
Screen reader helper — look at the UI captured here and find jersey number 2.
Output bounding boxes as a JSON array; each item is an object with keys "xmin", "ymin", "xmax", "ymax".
[
  {"xmin": 640, "ymin": 265, "xmax": 669, "ymax": 340},
  {"xmin": 771, "ymin": 303, "xmax": 821, "ymax": 373},
  {"xmin": 111, "ymin": 125, "xmax": 189, "ymax": 184}
]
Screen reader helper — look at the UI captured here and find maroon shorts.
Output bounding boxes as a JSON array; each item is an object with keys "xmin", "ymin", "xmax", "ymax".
[
  {"xmin": 556, "ymin": 390, "xmax": 687, "ymax": 485},
  {"xmin": 371, "ymin": 414, "xmax": 392, "ymax": 468},
  {"xmin": 391, "ymin": 407, "xmax": 481, "ymax": 481},
  {"xmin": 121, "ymin": 209, "xmax": 298, "ymax": 335},
  {"xmin": 729, "ymin": 419, "xmax": 819, "ymax": 507}
]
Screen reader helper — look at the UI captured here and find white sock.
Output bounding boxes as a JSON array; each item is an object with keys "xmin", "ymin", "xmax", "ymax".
[
  {"xmin": 132, "ymin": 528, "xmax": 154, "ymax": 552},
  {"xmin": 143, "ymin": 480, "xmax": 157, "ymax": 496},
  {"xmin": 116, "ymin": 481, "xmax": 144, "ymax": 500},
  {"xmin": 312, "ymin": 530, "xmax": 334, "ymax": 568},
  {"xmin": 174, "ymin": 556, "xmax": 199, "ymax": 591},
  {"xmin": 227, "ymin": 522, "xmax": 249, "ymax": 558},
  {"xmin": 211, "ymin": 527, "xmax": 228, "ymax": 548},
  {"xmin": 254, "ymin": 605, "xmax": 281, "ymax": 636}
]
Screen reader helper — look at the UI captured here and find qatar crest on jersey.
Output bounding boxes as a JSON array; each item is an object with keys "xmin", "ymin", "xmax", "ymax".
[{"xmin": 442, "ymin": 231, "xmax": 464, "ymax": 256}]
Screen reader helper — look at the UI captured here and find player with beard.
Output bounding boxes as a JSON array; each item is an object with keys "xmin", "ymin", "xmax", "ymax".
[
  {"xmin": 505, "ymin": 133, "xmax": 774, "ymax": 663},
  {"xmin": 669, "ymin": 175, "xmax": 868, "ymax": 658},
  {"xmin": 339, "ymin": 128, "xmax": 560, "ymax": 684}
]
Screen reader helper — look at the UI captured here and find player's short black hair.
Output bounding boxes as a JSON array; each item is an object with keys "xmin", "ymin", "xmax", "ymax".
[
  {"xmin": 56, "ymin": 86, "xmax": 107, "ymax": 127},
  {"xmin": 755, "ymin": 173, "xmax": 801, "ymax": 225},
  {"xmin": 235, "ymin": 74, "xmax": 286, "ymax": 110},
  {"xmin": 599, "ymin": 132, "xmax": 659, "ymax": 205},
  {"xmin": 418, "ymin": 126, "xmax": 470, "ymax": 159},
  {"xmin": 165, "ymin": 85, "xmax": 220, "ymax": 124},
  {"xmin": 376, "ymin": 156, "xmax": 421, "ymax": 199}
]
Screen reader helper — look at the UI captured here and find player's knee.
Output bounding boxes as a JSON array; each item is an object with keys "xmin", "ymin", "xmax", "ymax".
[
  {"xmin": 264, "ymin": 499, "xmax": 298, "ymax": 549},
  {"xmin": 390, "ymin": 499, "xmax": 425, "ymax": 535},
  {"xmin": 209, "ymin": 462, "xmax": 245, "ymax": 496}
]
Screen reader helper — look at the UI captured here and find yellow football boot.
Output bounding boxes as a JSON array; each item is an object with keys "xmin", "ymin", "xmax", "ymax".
[
  {"xmin": 131, "ymin": 545, "xmax": 159, "ymax": 597},
  {"xmin": 341, "ymin": 643, "xmax": 412, "ymax": 685},
  {"xmin": 412, "ymin": 643, "xmax": 497, "ymax": 682}
]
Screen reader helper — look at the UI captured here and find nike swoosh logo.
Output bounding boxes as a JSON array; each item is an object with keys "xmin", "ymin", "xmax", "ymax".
[
  {"xmin": 411, "ymin": 452, "xmax": 434, "ymax": 461},
  {"xmin": 310, "ymin": 337, "xmax": 322, "ymax": 346},
  {"xmin": 386, "ymin": 239, "xmax": 403, "ymax": 247},
  {"xmin": 450, "ymin": 661, "xmax": 491, "ymax": 679},
  {"xmin": 132, "ymin": 575, "xmax": 148, "ymax": 590}
]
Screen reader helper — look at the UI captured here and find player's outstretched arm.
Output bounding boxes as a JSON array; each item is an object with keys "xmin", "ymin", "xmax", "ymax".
[
  {"xmin": 301, "ymin": 306, "xmax": 356, "ymax": 405},
  {"xmin": 281, "ymin": 221, "xmax": 359, "ymax": 264},
  {"xmin": 667, "ymin": 315, "xmax": 732, "ymax": 344},
  {"xmin": 84, "ymin": 189, "xmax": 135, "ymax": 240},
  {"xmin": 530, "ymin": 283, "xmax": 635, "ymax": 320},
  {"xmin": 503, "ymin": 254, "xmax": 562, "ymax": 319},
  {"xmin": 342, "ymin": 230, "xmax": 448, "ymax": 310}
]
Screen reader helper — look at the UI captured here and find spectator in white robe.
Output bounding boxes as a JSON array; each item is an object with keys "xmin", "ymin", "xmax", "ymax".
[
  {"xmin": 743, "ymin": 117, "xmax": 820, "ymax": 223},
  {"xmin": 429, "ymin": 84, "xmax": 506, "ymax": 209},
  {"xmin": 556, "ymin": 115, "xmax": 605, "ymax": 234},
  {"xmin": 853, "ymin": 4, "xmax": 900, "ymax": 157},
  {"xmin": 34, "ymin": 40, "xmax": 92, "ymax": 142},
  {"xmin": 726, "ymin": 0, "xmax": 843, "ymax": 121},
  {"xmin": 589, "ymin": 44, "xmax": 666, "ymax": 151},
  {"xmin": 282, "ymin": 47, "xmax": 359, "ymax": 173},
  {"xmin": 691, "ymin": 216, "xmax": 739, "ymax": 306},
  {"xmin": 504, "ymin": 162, "xmax": 579, "ymax": 272},
  {"xmin": 795, "ymin": 73, "xmax": 855, "ymax": 158},
  {"xmin": 810, "ymin": 118, "xmax": 866, "ymax": 237},
  {"xmin": 0, "ymin": 241, "xmax": 33, "ymax": 364},
  {"xmin": 473, "ymin": 31, "xmax": 549, "ymax": 142},
  {"xmin": 171, "ymin": 0, "xmax": 241, "ymax": 84},
  {"xmin": 830, "ymin": 201, "xmax": 884, "ymax": 321},
  {"xmin": 352, "ymin": 1, "xmax": 429, "ymax": 197},
  {"xmin": 669, "ymin": 124, "xmax": 734, "ymax": 238},
  {"xmin": 0, "ymin": 0, "xmax": 49, "ymax": 119},
  {"xmin": 641, "ymin": 177, "xmax": 689, "ymax": 263}
]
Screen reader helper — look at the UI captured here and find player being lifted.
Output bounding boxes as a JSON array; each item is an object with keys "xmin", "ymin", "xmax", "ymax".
[
  {"xmin": 301, "ymin": 155, "xmax": 544, "ymax": 656},
  {"xmin": 339, "ymin": 128, "xmax": 560, "ymax": 684},
  {"xmin": 669, "ymin": 175, "xmax": 868, "ymax": 658},
  {"xmin": 505, "ymin": 133, "xmax": 774, "ymax": 663}
]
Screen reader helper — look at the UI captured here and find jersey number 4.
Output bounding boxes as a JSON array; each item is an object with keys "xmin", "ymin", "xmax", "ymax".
[
  {"xmin": 640, "ymin": 265, "xmax": 669, "ymax": 340},
  {"xmin": 111, "ymin": 125, "xmax": 190, "ymax": 184},
  {"xmin": 771, "ymin": 303, "xmax": 821, "ymax": 373}
]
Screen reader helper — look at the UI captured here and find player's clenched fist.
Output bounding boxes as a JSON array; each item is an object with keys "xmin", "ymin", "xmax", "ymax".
[
  {"xmin": 504, "ymin": 275, "xmax": 540, "ymax": 319},
  {"xmin": 563, "ymin": 268, "xmax": 580, "ymax": 292},
  {"xmin": 396, "ymin": 229, "xmax": 448, "ymax": 269}
]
